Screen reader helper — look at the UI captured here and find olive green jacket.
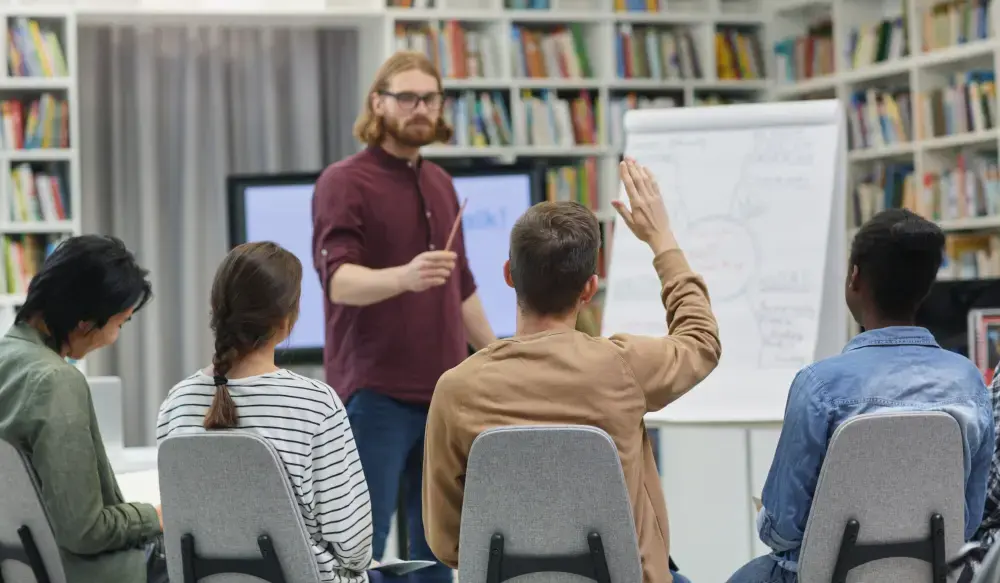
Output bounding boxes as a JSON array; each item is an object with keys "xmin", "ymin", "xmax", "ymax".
[{"xmin": 0, "ymin": 323, "xmax": 159, "ymax": 583}]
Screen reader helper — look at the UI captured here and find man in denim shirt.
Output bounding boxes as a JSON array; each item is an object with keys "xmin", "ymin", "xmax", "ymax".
[{"xmin": 727, "ymin": 208, "xmax": 994, "ymax": 583}]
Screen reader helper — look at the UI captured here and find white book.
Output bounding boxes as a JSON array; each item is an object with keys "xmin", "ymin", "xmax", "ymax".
[{"xmin": 116, "ymin": 469, "xmax": 161, "ymax": 506}]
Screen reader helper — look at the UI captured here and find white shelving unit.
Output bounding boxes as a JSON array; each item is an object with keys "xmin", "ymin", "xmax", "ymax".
[
  {"xmin": 376, "ymin": 0, "xmax": 772, "ymax": 281},
  {"xmin": 771, "ymin": 0, "xmax": 1000, "ymax": 336},
  {"xmin": 0, "ymin": 9, "xmax": 82, "ymax": 369}
]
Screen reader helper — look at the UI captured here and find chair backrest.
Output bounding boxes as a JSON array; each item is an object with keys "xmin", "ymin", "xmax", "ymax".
[
  {"xmin": 458, "ymin": 425, "xmax": 643, "ymax": 583},
  {"xmin": 798, "ymin": 411, "xmax": 965, "ymax": 583},
  {"xmin": 0, "ymin": 438, "xmax": 68, "ymax": 583},
  {"xmin": 158, "ymin": 431, "xmax": 323, "ymax": 583}
]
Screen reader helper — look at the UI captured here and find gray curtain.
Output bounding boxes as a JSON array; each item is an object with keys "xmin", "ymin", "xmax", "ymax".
[{"xmin": 77, "ymin": 25, "xmax": 359, "ymax": 446}]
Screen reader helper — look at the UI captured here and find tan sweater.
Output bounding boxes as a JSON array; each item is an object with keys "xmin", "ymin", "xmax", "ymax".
[{"xmin": 422, "ymin": 249, "xmax": 721, "ymax": 583}]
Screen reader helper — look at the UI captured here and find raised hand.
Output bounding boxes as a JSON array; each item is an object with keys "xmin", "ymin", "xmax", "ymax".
[{"xmin": 611, "ymin": 158, "xmax": 676, "ymax": 254}]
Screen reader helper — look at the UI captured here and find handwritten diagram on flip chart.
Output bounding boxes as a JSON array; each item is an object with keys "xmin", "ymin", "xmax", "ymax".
[{"xmin": 603, "ymin": 101, "xmax": 846, "ymax": 421}]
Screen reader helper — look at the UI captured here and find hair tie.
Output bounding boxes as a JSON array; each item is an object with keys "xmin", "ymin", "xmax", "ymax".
[{"xmin": 213, "ymin": 375, "xmax": 228, "ymax": 387}]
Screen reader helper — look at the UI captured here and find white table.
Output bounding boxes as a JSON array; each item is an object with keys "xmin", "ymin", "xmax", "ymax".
[
  {"xmin": 108, "ymin": 446, "xmax": 158, "ymax": 475},
  {"xmin": 108, "ymin": 445, "xmax": 161, "ymax": 505},
  {"xmin": 645, "ymin": 412, "xmax": 783, "ymax": 583}
]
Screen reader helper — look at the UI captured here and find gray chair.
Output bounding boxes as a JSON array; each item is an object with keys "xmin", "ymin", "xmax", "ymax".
[
  {"xmin": 458, "ymin": 425, "xmax": 643, "ymax": 583},
  {"xmin": 0, "ymin": 437, "xmax": 67, "ymax": 583},
  {"xmin": 158, "ymin": 432, "xmax": 324, "ymax": 583},
  {"xmin": 797, "ymin": 411, "xmax": 965, "ymax": 583}
]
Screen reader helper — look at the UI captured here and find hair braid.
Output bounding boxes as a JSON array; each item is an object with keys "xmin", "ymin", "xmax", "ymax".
[{"xmin": 204, "ymin": 310, "xmax": 240, "ymax": 430}]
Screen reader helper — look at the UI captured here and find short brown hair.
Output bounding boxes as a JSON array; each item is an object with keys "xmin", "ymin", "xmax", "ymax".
[
  {"xmin": 204, "ymin": 241, "xmax": 302, "ymax": 430},
  {"xmin": 509, "ymin": 201, "xmax": 600, "ymax": 316},
  {"xmin": 353, "ymin": 51, "xmax": 454, "ymax": 147}
]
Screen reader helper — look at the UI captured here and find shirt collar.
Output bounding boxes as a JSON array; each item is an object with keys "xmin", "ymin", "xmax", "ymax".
[
  {"xmin": 366, "ymin": 145, "xmax": 422, "ymax": 171},
  {"xmin": 843, "ymin": 326, "xmax": 940, "ymax": 352},
  {"xmin": 6, "ymin": 322, "xmax": 49, "ymax": 345}
]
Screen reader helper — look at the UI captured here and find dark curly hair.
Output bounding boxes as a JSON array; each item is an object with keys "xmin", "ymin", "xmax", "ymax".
[{"xmin": 849, "ymin": 208, "xmax": 945, "ymax": 321}]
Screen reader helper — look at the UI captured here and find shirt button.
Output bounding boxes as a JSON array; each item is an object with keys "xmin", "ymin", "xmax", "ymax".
[
  {"xmin": 321, "ymin": 249, "xmax": 328, "ymax": 256},
  {"xmin": 426, "ymin": 211, "xmax": 432, "ymax": 218},
  {"xmin": 429, "ymin": 244, "xmax": 436, "ymax": 250}
]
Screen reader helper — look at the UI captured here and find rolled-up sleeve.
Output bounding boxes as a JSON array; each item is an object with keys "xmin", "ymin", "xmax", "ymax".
[{"xmin": 312, "ymin": 168, "xmax": 366, "ymax": 292}]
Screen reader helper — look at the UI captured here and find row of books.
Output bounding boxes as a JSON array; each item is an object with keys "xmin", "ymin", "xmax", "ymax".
[
  {"xmin": 614, "ymin": 0, "xmax": 666, "ymax": 10},
  {"xmin": 386, "ymin": 0, "xmax": 435, "ymax": 6},
  {"xmin": 922, "ymin": 154, "xmax": 1000, "ymax": 220},
  {"xmin": 917, "ymin": 71, "xmax": 996, "ymax": 139},
  {"xmin": 869, "ymin": 154, "xmax": 1000, "ymax": 221},
  {"xmin": 442, "ymin": 91, "xmax": 513, "ymax": 148},
  {"xmin": 852, "ymin": 154, "xmax": 1000, "ymax": 230},
  {"xmin": 773, "ymin": 21, "xmax": 833, "ymax": 83},
  {"xmin": 512, "ymin": 25, "xmax": 592, "ymax": 79},
  {"xmin": 1, "ymin": 234, "xmax": 63, "ymax": 295},
  {"xmin": 521, "ymin": 90, "xmax": 598, "ymax": 147},
  {"xmin": 922, "ymin": 0, "xmax": 993, "ymax": 52},
  {"xmin": 715, "ymin": 29, "xmax": 765, "ymax": 80},
  {"xmin": 442, "ymin": 90, "xmax": 599, "ymax": 148},
  {"xmin": 9, "ymin": 163, "xmax": 70, "ymax": 223},
  {"xmin": 441, "ymin": 89, "xmax": 759, "ymax": 149},
  {"xmin": 393, "ymin": 23, "xmax": 501, "ymax": 79},
  {"xmin": 848, "ymin": 15, "xmax": 908, "ymax": 70},
  {"xmin": 0, "ymin": 94, "xmax": 70, "ymax": 151},
  {"xmin": 846, "ymin": 88, "xmax": 912, "ymax": 150},
  {"xmin": 941, "ymin": 233, "xmax": 1000, "ymax": 280},
  {"xmin": 615, "ymin": 25, "xmax": 701, "ymax": 80},
  {"xmin": 545, "ymin": 158, "xmax": 599, "ymax": 211},
  {"xmin": 852, "ymin": 163, "xmax": 913, "ymax": 227},
  {"xmin": 506, "ymin": 0, "xmax": 550, "ymax": 8},
  {"xmin": 608, "ymin": 94, "xmax": 676, "ymax": 147},
  {"xmin": 8, "ymin": 18, "xmax": 68, "ymax": 78}
]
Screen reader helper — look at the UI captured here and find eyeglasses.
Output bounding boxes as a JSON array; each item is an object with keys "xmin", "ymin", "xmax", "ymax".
[{"xmin": 379, "ymin": 91, "xmax": 444, "ymax": 112}]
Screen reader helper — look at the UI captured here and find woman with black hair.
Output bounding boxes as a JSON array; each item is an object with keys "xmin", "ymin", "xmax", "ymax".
[{"xmin": 0, "ymin": 234, "xmax": 162, "ymax": 583}]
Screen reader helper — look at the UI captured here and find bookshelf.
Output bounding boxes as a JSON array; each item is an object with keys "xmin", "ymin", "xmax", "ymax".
[
  {"xmin": 384, "ymin": 0, "xmax": 771, "ymax": 306},
  {"xmin": 0, "ymin": 10, "xmax": 81, "ymax": 368},
  {"xmin": 770, "ymin": 0, "xmax": 1000, "ymax": 336}
]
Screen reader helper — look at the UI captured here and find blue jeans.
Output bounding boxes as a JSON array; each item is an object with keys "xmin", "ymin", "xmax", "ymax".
[
  {"xmin": 367, "ymin": 570, "xmax": 415, "ymax": 583},
  {"xmin": 671, "ymin": 570, "xmax": 692, "ymax": 583},
  {"xmin": 348, "ymin": 390, "xmax": 451, "ymax": 583},
  {"xmin": 726, "ymin": 555, "xmax": 797, "ymax": 583}
]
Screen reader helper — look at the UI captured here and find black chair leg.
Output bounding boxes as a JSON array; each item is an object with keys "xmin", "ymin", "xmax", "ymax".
[
  {"xmin": 179, "ymin": 532, "xmax": 287, "ymax": 583},
  {"xmin": 486, "ymin": 532, "xmax": 613, "ymax": 583},
  {"xmin": 832, "ymin": 514, "xmax": 947, "ymax": 583}
]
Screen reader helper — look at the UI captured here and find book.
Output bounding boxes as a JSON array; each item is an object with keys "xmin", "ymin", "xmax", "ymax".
[
  {"xmin": 968, "ymin": 308, "xmax": 1000, "ymax": 381},
  {"xmin": 371, "ymin": 560, "xmax": 436, "ymax": 575},
  {"xmin": 115, "ymin": 468, "xmax": 161, "ymax": 505}
]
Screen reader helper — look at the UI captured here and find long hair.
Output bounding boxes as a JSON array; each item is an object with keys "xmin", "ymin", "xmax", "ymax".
[
  {"xmin": 203, "ymin": 242, "xmax": 302, "ymax": 430},
  {"xmin": 353, "ymin": 50, "xmax": 453, "ymax": 147}
]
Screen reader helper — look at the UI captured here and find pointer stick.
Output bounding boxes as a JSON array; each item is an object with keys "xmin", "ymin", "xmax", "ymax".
[{"xmin": 444, "ymin": 198, "xmax": 468, "ymax": 252}]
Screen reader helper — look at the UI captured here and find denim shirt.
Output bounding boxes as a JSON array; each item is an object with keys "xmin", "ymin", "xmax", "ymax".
[{"xmin": 757, "ymin": 326, "xmax": 995, "ymax": 573}]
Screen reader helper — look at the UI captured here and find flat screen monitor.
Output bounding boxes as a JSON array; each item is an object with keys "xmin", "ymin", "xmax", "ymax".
[
  {"xmin": 227, "ymin": 163, "xmax": 542, "ymax": 363},
  {"xmin": 227, "ymin": 173, "xmax": 323, "ymax": 363},
  {"xmin": 448, "ymin": 164, "xmax": 542, "ymax": 338}
]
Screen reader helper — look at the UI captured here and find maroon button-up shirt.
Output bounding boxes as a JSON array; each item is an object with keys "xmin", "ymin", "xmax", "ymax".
[{"xmin": 312, "ymin": 146, "xmax": 476, "ymax": 405}]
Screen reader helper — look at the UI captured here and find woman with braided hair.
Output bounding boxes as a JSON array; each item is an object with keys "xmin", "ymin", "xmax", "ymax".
[{"xmin": 157, "ymin": 241, "xmax": 379, "ymax": 583}]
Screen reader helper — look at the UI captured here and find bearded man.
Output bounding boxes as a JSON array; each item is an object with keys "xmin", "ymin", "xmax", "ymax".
[{"xmin": 311, "ymin": 51, "xmax": 495, "ymax": 583}]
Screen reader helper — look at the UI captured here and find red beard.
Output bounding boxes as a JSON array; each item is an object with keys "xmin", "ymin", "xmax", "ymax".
[{"xmin": 385, "ymin": 116, "xmax": 436, "ymax": 148}]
